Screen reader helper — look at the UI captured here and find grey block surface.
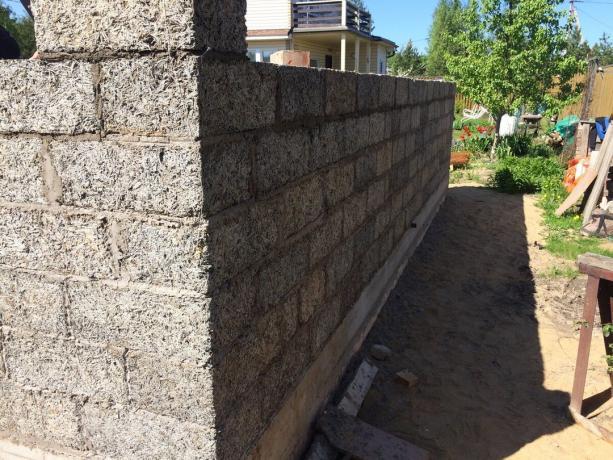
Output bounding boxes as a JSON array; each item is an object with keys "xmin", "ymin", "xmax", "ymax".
[
  {"xmin": 51, "ymin": 140, "xmax": 202, "ymax": 216},
  {"xmin": 0, "ymin": 138, "xmax": 44, "ymax": 204},
  {"xmin": 0, "ymin": 61, "xmax": 97, "ymax": 134},
  {"xmin": 100, "ymin": 56, "xmax": 200, "ymax": 137}
]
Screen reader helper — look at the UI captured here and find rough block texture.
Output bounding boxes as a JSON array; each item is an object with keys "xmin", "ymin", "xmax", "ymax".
[
  {"xmin": 0, "ymin": 18, "xmax": 454, "ymax": 457},
  {"xmin": 32, "ymin": 0, "xmax": 246, "ymax": 54}
]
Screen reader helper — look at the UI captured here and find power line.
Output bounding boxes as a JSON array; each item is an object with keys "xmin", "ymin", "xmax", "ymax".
[{"xmin": 576, "ymin": 6, "xmax": 613, "ymax": 33}]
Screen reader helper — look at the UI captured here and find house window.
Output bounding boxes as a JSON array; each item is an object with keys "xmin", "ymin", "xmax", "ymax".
[
  {"xmin": 310, "ymin": 59, "xmax": 319, "ymax": 68},
  {"xmin": 247, "ymin": 47, "xmax": 283, "ymax": 63},
  {"xmin": 325, "ymin": 55, "xmax": 333, "ymax": 69},
  {"xmin": 247, "ymin": 51, "xmax": 257, "ymax": 62}
]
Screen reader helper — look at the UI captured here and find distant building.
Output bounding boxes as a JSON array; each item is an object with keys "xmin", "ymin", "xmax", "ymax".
[{"xmin": 246, "ymin": 0, "xmax": 396, "ymax": 74}]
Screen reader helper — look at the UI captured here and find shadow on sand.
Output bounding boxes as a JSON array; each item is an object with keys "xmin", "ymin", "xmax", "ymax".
[{"xmin": 353, "ymin": 186, "xmax": 573, "ymax": 459}]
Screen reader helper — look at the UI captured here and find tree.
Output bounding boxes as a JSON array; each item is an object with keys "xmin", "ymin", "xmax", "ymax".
[
  {"xmin": 426, "ymin": 0, "xmax": 465, "ymax": 76},
  {"xmin": 388, "ymin": 41, "xmax": 426, "ymax": 77},
  {"xmin": 592, "ymin": 33, "xmax": 613, "ymax": 66},
  {"xmin": 566, "ymin": 21, "xmax": 591, "ymax": 63},
  {"xmin": 446, "ymin": 0, "xmax": 585, "ymax": 149},
  {"xmin": 0, "ymin": 4, "xmax": 35, "ymax": 58}
]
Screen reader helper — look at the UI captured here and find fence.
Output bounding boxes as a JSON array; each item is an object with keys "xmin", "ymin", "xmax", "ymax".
[{"xmin": 561, "ymin": 64, "xmax": 613, "ymax": 119}]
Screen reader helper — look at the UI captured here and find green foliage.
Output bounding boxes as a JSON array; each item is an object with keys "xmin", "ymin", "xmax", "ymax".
[
  {"xmin": 491, "ymin": 156, "xmax": 564, "ymax": 194},
  {"xmin": 494, "ymin": 134, "xmax": 557, "ymax": 158},
  {"xmin": 389, "ymin": 41, "xmax": 426, "ymax": 77},
  {"xmin": 453, "ymin": 123, "xmax": 495, "ymax": 154},
  {"xmin": 0, "ymin": 4, "xmax": 35, "ymax": 58},
  {"xmin": 446, "ymin": 0, "xmax": 586, "ymax": 122},
  {"xmin": 426, "ymin": 0, "xmax": 465, "ymax": 76},
  {"xmin": 593, "ymin": 33, "xmax": 613, "ymax": 66},
  {"xmin": 566, "ymin": 20, "xmax": 591, "ymax": 63}
]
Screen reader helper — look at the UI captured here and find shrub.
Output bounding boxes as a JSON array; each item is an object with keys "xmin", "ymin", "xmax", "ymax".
[
  {"xmin": 491, "ymin": 156, "xmax": 564, "ymax": 194},
  {"xmin": 495, "ymin": 134, "xmax": 557, "ymax": 159}
]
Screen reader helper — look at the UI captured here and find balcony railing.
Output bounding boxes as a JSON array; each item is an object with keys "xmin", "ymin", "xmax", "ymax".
[{"xmin": 292, "ymin": 0, "xmax": 372, "ymax": 34}]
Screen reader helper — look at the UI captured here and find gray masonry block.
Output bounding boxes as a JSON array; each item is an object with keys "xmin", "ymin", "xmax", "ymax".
[
  {"xmin": 51, "ymin": 140, "xmax": 203, "ymax": 217},
  {"xmin": 323, "ymin": 162, "xmax": 354, "ymax": 208},
  {"xmin": 202, "ymin": 135, "xmax": 252, "ymax": 216},
  {"xmin": 379, "ymin": 76, "xmax": 396, "ymax": 110},
  {"xmin": 201, "ymin": 61, "xmax": 277, "ymax": 136},
  {"xmin": 33, "ymin": 0, "xmax": 204, "ymax": 53},
  {"xmin": 126, "ymin": 353, "xmax": 214, "ymax": 425},
  {"xmin": 356, "ymin": 74, "xmax": 380, "ymax": 112},
  {"xmin": 0, "ymin": 138, "xmax": 44, "ymax": 204},
  {"xmin": 278, "ymin": 66, "xmax": 324, "ymax": 122},
  {"xmin": 326, "ymin": 240, "xmax": 354, "ymax": 296},
  {"xmin": 0, "ymin": 208, "xmax": 113, "ymax": 279},
  {"xmin": 0, "ymin": 270, "xmax": 66, "ymax": 335},
  {"xmin": 116, "ymin": 219, "xmax": 209, "ymax": 292},
  {"xmin": 4, "ymin": 330, "xmax": 126, "ymax": 403},
  {"xmin": 396, "ymin": 78, "xmax": 410, "ymax": 107},
  {"xmin": 343, "ymin": 191, "xmax": 367, "ymax": 237},
  {"xmin": 299, "ymin": 268, "xmax": 325, "ymax": 324},
  {"xmin": 325, "ymin": 70, "xmax": 357, "ymax": 116},
  {"xmin": 81, "ymin": 403, "xmax": 216, "ymax": 459},
  {"xmin": 0, "ymin": 61, "xmax": 97, "ymax": 134},
  {"xmin": 0, "ymin": 381, "xmax": 83, "ymax": 449},
  {"xmin": 309, "ymin": 209, "xmax": 343, "ymax": 267},
  {"xmin": 255, "ymin": 128, "xmax": 311, "ymax": 192},
  {"xmin": 100, "ymin": 56, "xmax": 200, "ymax": 138},
  {"xmin": 280, "ymin": 175, "xmax": 324, "ymax": 238},
  {"xmin": 67, "ymin": 282, "xmax": 211, "ymax": 361},
  {"xmin": 312, "ymin": 121, "xmax": 344, "ymax": 169}
]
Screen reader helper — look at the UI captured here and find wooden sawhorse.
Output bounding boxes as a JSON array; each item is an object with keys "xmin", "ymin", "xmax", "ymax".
[{"xmin": 571, "ymin": 253, "xmax": 613, "ymax": 441}]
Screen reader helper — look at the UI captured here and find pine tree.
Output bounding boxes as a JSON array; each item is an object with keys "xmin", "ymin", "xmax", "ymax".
[
  {"xmin": 593, "ymin": 33, "xmax": 613, "ymax": 66},
  {"xmin": 426, "ymin": 0, "xmax": 464, "ymax": 76},
  {"xmin": 388, "ymin": 41, "xmax": 426, "ymax": 77}
]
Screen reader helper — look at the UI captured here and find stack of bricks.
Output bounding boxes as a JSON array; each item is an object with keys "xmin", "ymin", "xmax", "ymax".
[{"xmin": 0, "ymin": 0, "xmax": 455, "ymax": 458}]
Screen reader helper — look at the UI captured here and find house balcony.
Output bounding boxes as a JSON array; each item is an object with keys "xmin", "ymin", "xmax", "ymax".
[{"xmin": 292, "ymin": 0, "xmax": 372, "ymax": 35}]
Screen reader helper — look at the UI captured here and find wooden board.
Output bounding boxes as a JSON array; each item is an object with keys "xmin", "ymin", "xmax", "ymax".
[
  {"xmin": 575, "ymin": 123, "xmax": 590, "ymax": 158},
  {"xmin": 318, "ymin": 408, "xmax": 430, "ymax": 460},
  {"xmin": 582, "ymin": 129, "xmax": 613, "ymax": 225},
  {"xmin": 337, "ymin": 360, "xmax": 378, "ymax": 416},
  {"xmin": 555, "ymin": 167, "xmax": 598, "ymax": 216}
]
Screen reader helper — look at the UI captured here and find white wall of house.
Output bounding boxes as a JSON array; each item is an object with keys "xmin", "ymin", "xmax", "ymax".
[
  {"xmin": 247, "ymin": 39, "xmax": 290, "ymax": 62},
  {"xmin": 293, "ymin": 37, "xmax": 339, "ymax": 69},
  {"xmin": 246, "ymin": 0, "xmax": 292, "ymax": 30},
  {"xmin": 377, "ymin": 45, "xmax": 388, "ymax": 75}
]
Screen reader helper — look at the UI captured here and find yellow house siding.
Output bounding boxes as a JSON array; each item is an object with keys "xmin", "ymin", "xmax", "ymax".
[
  {"xmin": 293, "ymin": 37, "xmax": 339, "ymax": 69},
  {"xmin": 246, "ymin": 0, "xmax": 292, "ymax": 31}
]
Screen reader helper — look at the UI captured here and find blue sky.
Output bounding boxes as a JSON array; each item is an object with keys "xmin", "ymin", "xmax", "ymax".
[
  {"xmin": 3, "ymin": 0, "xmax": 613, "ymax": 52},
  {"xmin": 368, "ymin": 0, "xmax": 613, "ymax": 52}
]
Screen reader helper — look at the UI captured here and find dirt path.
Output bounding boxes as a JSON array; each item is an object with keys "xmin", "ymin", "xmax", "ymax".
[{"xmin": 350, "ymin": 184, "xmax": 613, "ymax": 459}]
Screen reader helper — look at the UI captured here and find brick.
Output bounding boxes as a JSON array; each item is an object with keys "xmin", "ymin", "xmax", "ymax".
[
  {"xmin": 324, "ymin": 162, "xmax": 354, "ymax": 208},
  {"xmin": 369, "ymin": 112, "xmax": 386, "ymax": 144},
  {"xmin": 4, "ymin": 330, "xmax": 126, "ymax": 403},
  {"xmin": 356, "ymin": 74, "xmax": 379, "ymax": 112},
  {"xmin": 379, "ymin": 76, "xmax": 396, "ymax": 109},
  {"xmin": 117, "ymin": 219, "xmax": 208, "ymax": 292},
  {"xmin": 34, "ymin": 0, "xmax": 204, "ymax": 53},
  {"xmin": 206, "ymin": 198, "xmax": 281, "ymax": 287},
  {"xmin": 355, "ymin": 150, "xmax": 377, "ymax": 190},
  {"xmin": 100, "ymin": 56, "xmax": 199, "ymax": 137},
  {"xmin": 367, "ymin": 178, "xmax": 386, "ymax": 213},
  {"xmin": 310, "ymin": 209, "xmax": 343, "ymax": 266},
  {"xmin": 353, "ymin": 218, "xmax": 375, "ymax": 256},
  {"xmin": 81, "ymin": 403, "xmax": 216, "ymax": 459},
  {"xmin": 280, "ymin": 175, "xmax": 324, "ymax": 237},
  {"xmin": 375, "ymin": 142, "xmax": 392, "ymax": 176},
  {"xmin": 311, "ymin": 121, "xmax": 343, "ymax": 170},
  {"xmin": 355, "ymin": 116, "xmax": 372, "ymax": 151},
  {"xmin": 51, "ymin": 140, "xmax": 202, "ymax": 217},
  {"xmin": 202, "ymin": 135, "xmax": 252, "ymax": 215},
  {"xmin": 200, "ymin": 0, "xmax": 248, "ymax": 53},
  {"xmin": 0, "ymin": 61, "xmax": 97, "ymax": 134},
  {"xmin": 0, "ymin": 208, "xmax": 113, "ymax": 279},
  {"xmin": 375, "ymin": 204, "xmax": 391, "ymax": 238},
  {"xmin": 0, "ymin": 270, "xmax": 66, "ymax": 335},
  {"xmin": 278, "ymin": 66, "xmax": 324, "ymax": 122},
  {"xmin": 396, "ymin": 78, "xmax": 410, "ymax": 107},
  {"xmin": 0, "ymin": 381, "xmax": 83, "ymax": 449},
  {"xmin": 325, "ymin": 70, "xmax": 357, "ymax": 116},
  {"xmin": 258, "ymin": 241, "xmax": 309, "ymax": 310},
  {"xmin": 326, "ymin": 240, "xmax": 353, "ymax": 295},
  {"xmin": 311, "ymin": 299, "xmax": 342, "ymax": 354},
  {"xmin": 392, "ymin": 136, "xmax": 407, "ymax": 165},
  {"xmin": 299, "ymin": 269, "xmax": 325, "ymax": 323},
  {"xmin": 343, "ymin": 191, "xmax": 367, "ymax": 237},
  {"xmin": 126, "ymin": 353, "xmax": 214, "ymax": 425},
  {"xmin": 0, "ymin": 138, "xmax": 44, "ymax": 204},
  {"xmin": 201, "ymin": 61, "xmax": 277, "ymax": 136},
  {"xmin": 68, "ymin": 282, "xmax": 211, "ymax": 361},
  {"xmin": 409, "ymin": 79, "xmax": 427, "ymax": 104},
  {"xmin": 255, "ymin": 128, "xmax": 310, "ymax": 192}
]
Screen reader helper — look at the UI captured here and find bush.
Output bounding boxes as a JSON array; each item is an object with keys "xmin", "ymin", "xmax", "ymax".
[
  {"xmin": 491, "ymin": 156, "xmax": 564, "ymax": 194},
  {"xmin": 495, "ymin": 134, "xmax": 557, "ymax": 158}
]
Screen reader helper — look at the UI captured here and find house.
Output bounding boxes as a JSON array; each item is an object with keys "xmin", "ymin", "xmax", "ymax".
[{"xmin": 246, "ymin": 0, "xmax": 396, "ymax": 74}]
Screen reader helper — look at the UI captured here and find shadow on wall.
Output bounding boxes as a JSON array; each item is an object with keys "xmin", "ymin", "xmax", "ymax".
[{"xmin": 354, "ymin": 186, "xmax": 571, "ymax": 459}]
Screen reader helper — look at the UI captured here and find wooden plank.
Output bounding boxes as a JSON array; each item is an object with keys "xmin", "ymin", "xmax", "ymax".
[
  {"xmin": 575, "ymin": 123, "xmax": 590, "ymax": 157},
  {"xmin": 582, "ymin": 128, "xmax": 613, "ymax": 225},
  {"xmin": 337, "ymin": 360, "xmax": 378, "ymax": 416},
  {"xmin": 318, "ymin": 407, "xmax": 430, "ymax": 460},
  {"xmin": 555, "ymin": 167, "xmax": 598, "ymax": 216},
  {"xmin": 578, "ymin": 253, "xmax": 613, "ymax": 282}
]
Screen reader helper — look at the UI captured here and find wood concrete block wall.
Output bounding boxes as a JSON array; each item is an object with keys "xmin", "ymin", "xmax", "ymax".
[{"xmin": 0, "ymin": 0, "xmax": 455, "ymax": 457}]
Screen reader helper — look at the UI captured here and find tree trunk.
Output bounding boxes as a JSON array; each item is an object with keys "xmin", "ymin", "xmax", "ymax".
[{"xmin": 490, "ymin": 115, "xmax": 502, "ymax": 159}]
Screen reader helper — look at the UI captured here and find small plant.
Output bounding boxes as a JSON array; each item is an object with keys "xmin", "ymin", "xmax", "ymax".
[
  {"xmin": 603, "ymin": 324, "xmax": 613, "ymax": 373},
  {"xmin": 491, "ymin": 156, "xmax": 564, "ymax": 194},
  {"xmin": 453, "ymin": 124, "xmax": 495, "ymax": 155}
]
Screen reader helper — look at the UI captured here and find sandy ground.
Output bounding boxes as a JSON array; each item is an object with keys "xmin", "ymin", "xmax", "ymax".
[{"xmin": 348, "ymin": 183, "xmax": 613, "ymax": 459}]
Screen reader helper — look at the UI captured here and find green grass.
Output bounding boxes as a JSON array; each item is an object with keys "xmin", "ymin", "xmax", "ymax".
[{"xmin": 538, "ymin": 265, "xmax": 580, "ymax": 279}]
